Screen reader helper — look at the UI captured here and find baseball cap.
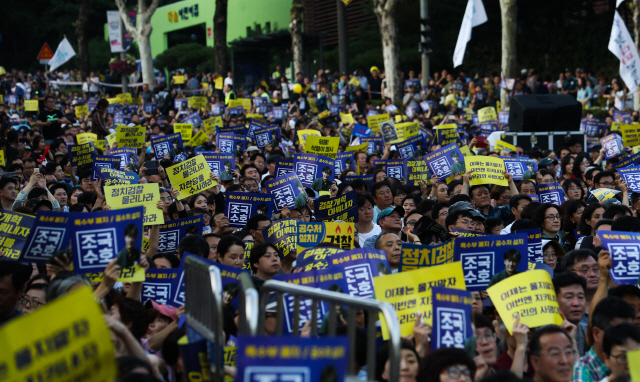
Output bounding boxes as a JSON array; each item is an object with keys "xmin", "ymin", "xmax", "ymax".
[
  {"xmin": 470, "ymin": 210, "xmax": 485, "ymax": 222},
  {"xmin": 538, "ymin": 157, "xmax": 558, "ymax": 167},
  {"xmin": 376, "ymin": 206, "xmax": 405, "ymax": 225},
  {"xmin": 370, "ymin": 66, "xmax": 380, "ymax": 73},
  {"xmin": 246, "ymin": 146, "xmax": 259, "ymax": 153},
  {"xmin": 448, "ymin": 201, "xmax": 475, "ymax": 216},
  {"xmin": 151, "ymin": 300, "xmax": 177, "ymax": 321},
  {"xmin": 412, "ymin": 216, "xmax": 451, "ymax": 242}
]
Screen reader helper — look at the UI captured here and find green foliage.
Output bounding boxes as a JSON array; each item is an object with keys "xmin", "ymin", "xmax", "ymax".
[{"xmin": 153, "ymin": 43, "xmax": 215, "ymax": 72}]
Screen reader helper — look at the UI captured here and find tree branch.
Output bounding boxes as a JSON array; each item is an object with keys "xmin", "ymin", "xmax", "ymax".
[{"xmin": 115, "ymin": 0, "xmax": 140, "ymax": 39}]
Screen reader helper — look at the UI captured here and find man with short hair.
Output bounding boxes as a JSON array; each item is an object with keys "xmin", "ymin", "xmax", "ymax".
[
  {"xmin": 250, "ymin": 243, "xmax": 281, "ymax": 280},
  {"xmin": 529, "ymin": 325, "xmax": 576, "ymax": 382},
  {"xmin": 203, "ymin": 233, "xmax": 221, "ymax": 262},
  {"xmin": 593, "ymin": 171, "xmax": 616, "ymax": 190},
  {"xmin": 609, "ymin": 285, "xmax": 640, "ymax": 331},
  {"xmin": 50, "ymin": 183, "xmax": 68, "ymax": 209},
  {"xmin": 374, "ymin": 232, "xmax": 402, "ymax": 273},
  {"xmin": 23, "ymin": 158, "xmax": 36, "ymax": 181},
  {"xmin": 45, "ymin": 162, "xmax": 65, "ymax": 182},
  {"xmin": 501, "ymin": 194, "xmax": 533, "ymax": 234},
  {"xmin": 364, "ymin": 207, "xmax": 404, "ymax": 249},
  {"xmin": 371, "ymin": 181, "xmax": 394, "ymax": 223},
  {"xmin": 78, "ymin": 170, "xmax": 95, "ymax": 192},
  {"xmin": 573, "ymin": 297, "xmax": 635, "ymax": 382},
  {"xmin": 553, "ymin": 272, "xmax": 588, "ymax": 356},
  {"xmin": 562, "ymin": 249, "xmax": 600, "ymax": 325},
  {"xmin": 445, "ymin": 207, "xmax": 475, "ymax": 232},
  {"xmin": 0, "ymin": 176, "xmax": 19, "ymax": 210},
  {"xmin": 602, "ymin": 323, "xmax": 640, "ymax": 382}
]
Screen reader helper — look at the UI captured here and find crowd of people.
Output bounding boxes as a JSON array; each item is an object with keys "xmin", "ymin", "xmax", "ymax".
[{"xmin": 1, "ymin": 61, "xmax": 640, "ymax": 382}]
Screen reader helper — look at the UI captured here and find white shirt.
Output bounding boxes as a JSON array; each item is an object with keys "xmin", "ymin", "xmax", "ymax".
[
  {"xmin": 357, "ymin": 224, "xmax": 382, "ymax": 246},
  {"xmin": 89, "ymin": 77, "xmax": 99, "ymax": 92},
  {"xmin": 614, "ymin": 90, "xmax": 625, "ymax": 110},
  {"xmin": 500, "ymin": 222, "xmax": 513, "ymax": 235},
  {"xmin": 224, "ymin": 77, "xmax": 233, "ymax": 87}
]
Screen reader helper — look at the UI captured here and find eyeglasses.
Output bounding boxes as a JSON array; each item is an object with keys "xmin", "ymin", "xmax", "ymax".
[
  {"xmin": 20, "ymin": 296, "xmax": 45, "ymax": 309},
  {"xmin": 160, "ymin": 196, "xmax": 173, "ymax": 202},
  {"xmin": 539, "ymin": 349, "xmax": 577, "ymax": 361},
  {"xmin": 568, "ymin": 187, "xmax": 580, "ymax": 191},
  {"xmin": 610, "ymin": 353, "xmax": 629, "ymax": 365},
  {"xmin": 81, "ymin": 178, "xmax": 92, "ymax": 183},
  {"xmin": 474, "ymin": 333, "xmax": 496, "ymax": 343},
  {"xmin": 500, "ymin": 195, "xmax": 512, "ymax": 201},
  {"xmin": 458, "ymin": 219, "xmax": 476, "ymax": 228},
  {"xmin": 543, "ymin": 252, "xmax": 558, "ymax": 260},
  {"xmin": 442, "ymin": 366, "xmax": 471, "ymax": 380},
  {"xmin": 599, "ymin": 181, "xmax": 614, "ymax": 187},
  {"xmin": 573, "ymin": 265, "xmax": 600, "ymax": 276},
  {"xmin": 406, "ymin": 220, "xmax": 418, "ymax": 226},
  {"xmin": 545, "ymin": 215, "xmax": 561, "ymax": 221},
  {"xmin": 439, "ymin": 211, "xmax": 449, "ymax": 217}
]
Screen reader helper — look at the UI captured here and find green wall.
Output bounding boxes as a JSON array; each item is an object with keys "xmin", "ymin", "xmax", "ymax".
[{"xmin": 150, "ymin": 0, "xmax": 292, "ymax": 58}]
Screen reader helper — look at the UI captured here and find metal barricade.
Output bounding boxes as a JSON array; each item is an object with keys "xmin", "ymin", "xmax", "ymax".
[
  {"xmin": 237, "ymin": 272, "xmax": 259, "ymax": 336},
  {"xmin": 257, "ymin": 280, "xmax": 402, "ymax": 382}
]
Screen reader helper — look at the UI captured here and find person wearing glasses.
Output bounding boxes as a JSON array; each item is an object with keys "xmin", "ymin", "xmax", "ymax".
[
  {"xmin": 20, "ymin": 283, "xmax": 46, "ymax": 314},
  {"xmin": 553, "ymin": 272, "xmax": 588, "ymax": 356},
  {"xmin": 417, "ymin": 347, "xmax": 476, "ymax": 382},
  {"xmin": 529, "ymin": 325, "xmax": 577, "ymax": 382},
  {"xmin": 602, "ymin": 323, "xmax": 640, "ymax": 382},
  {"xmin": 533, "ymin": 203, "xmax": 564, "ymax": 242}
]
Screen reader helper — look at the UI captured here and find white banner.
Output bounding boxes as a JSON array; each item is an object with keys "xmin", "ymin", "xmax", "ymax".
[
  {"xmin": 48, "ymin": 37, "xmax": 76, "ymax": 73},
  {"xmin": 453, "ymin": 0, "xmax": 487, "ymax": 68},
  {"xmin": 609, "ymin": 11, "xmax": 640, "ymax": 90},
  {"xmin": 107, "ymin": 11, "xmax": 124, "ymax": 53}
]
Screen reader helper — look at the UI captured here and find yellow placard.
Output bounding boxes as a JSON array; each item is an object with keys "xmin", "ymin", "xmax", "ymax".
[
  {"xmin": 75, "ymin": 104, "xmax": 89, "ymax": 118},
  {"xmin": 340, "ymin": 112, "xmax": 354, "ymax": 125},
  {"xmin": 174, "ymin": 123, "xmax": 193, "ymax": 142},
  {"xmin": 188, "ymin": 96, "xmax": 207, "ymax": 110},
  {"xmin": 142, "ymin": 237, "xmax": 150, "ymax": 253},
  {"xmin": 105, "ymin": 183, "xmax": 165, "ymax": 226},
  {"xmin": 115, "ymin": 125, "xmax": 146, "ymax": 149},
  {"xmin": 173, "ymin": 75, "xmax": 185, "ymax": 84},
  {"xmin": 215, "ymin": 77, "xmax": 224, "ymax": 90},
  {"xmin": 465, "ymin": 156, "xmax": 508, "ymax": 186},
  {"xmin": 203, "ymin": 116, "xmax": 223, "ymax": 135},
  {"xmin": 345, "ymin": 142, "xmax": 368, "ymax": 153},
  {"xmin": 460, "ymin": 145, "xmax": 472, "ymax": 158},
  {"xmin": 318, "ymin": 110, "xmax": 331, "ymax": 119},
  {"xmin": 86, "ymin": 265, "xmax": 147, "ymax": 282},
  {"xmin": 95, "ymin": 140, "xmax": 106, "ymax": 152},
  {"xmin": 393, "ymin": 121, "xmax": 420, "ymax": 144},
  {"xmin": 167, "ymin": 155, "xmax": 215, "ymax": 200},
  {"xmin": 296, "ymin": 129, "xmax": 322, "ymax": 146},
  {"xmin": 374, "ymin": 261, "xmax": 466, "ymax": 339},
  {"xmin": 494, "ymin": 139, "xmax": 517, "ymax": 152},
  {"xmin": 478, "ymin": 106, "xmax": 497, "ymax": 123},
  {"xmin": 296, "ymin": 222, "xmax": 355, "ymax": 254},
  {"xmin": 628, "ymin": 349, "xmax": 640, "ymax": 382},
  {"xmin": 0, "ymin": 150, "xmax": 4, "ymax": 167},
  {"xmin": 611, "ymin": 121, "xmax": 622, "ymax": 131},
  {"xmin": 367, "ymin": 114, "xmax": 390, "ymax": 132},
  {"xmin": 305, "ymin": 136, "xmax": 340, "ymax": 159},
  {"xmin": 590, "ymin": 188, "xmax": 620, "ymax": 202},
  {"xmin": 620, "ymin": 124, "xmax": 640, "ymax": 147},
  {"xmin": 24, "ymin": 99, "xmax": 39, "ymax": 111},
  {"xmin": 228, "ymin": 98, "xmax": 252, "ymax": 111},
  {"xmin": 228, "ymin": 99, "xmax": 244, "ymax": 109},
  {"xmin": 349, "ymin": 77, "xmax": 360, "ymax": 86},
  {"xmin": 246, "ymin": 113, "xmax": 266, "ymax": 121},
  {"xmin": 189, "ymin": 130, "xmax": 209, "ymax": 147},
  {"xmin": 437, "ymin": 124, "xmax": 459, "ymax": 146},
  {"xmin": 76, "ymin": 132, "xmax": 97, "ymax": 145},
  {"xmin": 105, "ymin": 133, "xmax": 117, "ymax": 148},
  {"xmin": 0, "ymin": 287, "xmax": 117, "ymax": 382},
  {"xmin": 487, "ymin": 270, "xmax": 563, "ymax": 334},
  {"xmin": 107, "ymin": 98, "xmax": 120, "ymax": 105}
]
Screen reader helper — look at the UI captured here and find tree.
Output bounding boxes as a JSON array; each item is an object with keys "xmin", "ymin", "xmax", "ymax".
[
  {"xmin": 290, "ymin": 0, "xmax": 304, "ymax": 79},
  {"xmin": 214, "ymin": 0, "xmax": 228, "ymax": 75},
  {"xmin": 115, "ymin": 0, "xmax": 160, "ymax": 88},
  {"xmin": 75, "ymin": 0, "xmax": 92, "ymax": 79},
  {"xmin": 373, "ymin": 0, "xmax": 402, "ymax": 103},
  {"xmin": 634, "ymin": 0, "xmax": 640, "ymax": 54},
  {"xmin": 499, "ymin": 0, "xmax": 517, "ymax": 107}
]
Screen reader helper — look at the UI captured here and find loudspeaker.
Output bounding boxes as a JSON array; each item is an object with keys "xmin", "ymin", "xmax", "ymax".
[{"xmin": 508, "ymin": 94, "xmax": 582, "ymax": 132}]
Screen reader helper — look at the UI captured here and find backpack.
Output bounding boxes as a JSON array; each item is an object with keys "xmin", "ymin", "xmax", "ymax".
[{"xmin": 157, "ymin": 91, "xmax": 171, "ymax": 114}]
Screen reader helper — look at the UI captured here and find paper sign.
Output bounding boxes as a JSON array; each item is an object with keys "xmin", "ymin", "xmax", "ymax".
[
  {"xmin": 77, "ymin": 132, "xmax": 97, "ymax": 145},
  {"xmin": 313, "ymin": 189, "xmax": 358, "ymax": 222},
  {"xmin": 24, "ymin": 99, "xmax": 39, "ymax": 111},
  {"xmin": 114, "ymin": 125, "xmax": 145, "ymax": 149},
  {"xmin": 294, "ymin": 153, "xmax": 335, "ymax": 190},
  {"xmin": 618, "ymin": 166, "xmax": 640, "ymax": 193},
  {"xmin": 537, "ymin": 183, "xmax": 566, "ymax": 205},
  {"xmin": 601, "ymin": 134, "xmax": 624, "ymax": 159},
  {"xmin": 619, "ymin": 124, "xmax": 640, "ymax": 147},
  {"xmin": 173, "ymin": 75, "xmax": 185, "ymax": 84},
  {"xmin": 367, "ymin": 114, "xmax": 390, "ymax": 132},
  {"xmin": 334, "ymin": 152, "xmax": 354, "ymax": 175},
  {"xmin": 0, "ymin": 287, "xmax": 117, "ymax": 382},
  {"xmin": 503, "ymin": 158, "xmax": 538, "ymax": 181},
  {"xmin": 217, "ymin": 133, "xmax": 246, "ymax": 154},
  {"xmin": 297, "ymin": 222, "xmax": 354, "ymax": 254},
  {"xmin": 345, "ymin": 142, "xmax": 368, "ymax": 153},
  {"xmin": 105, "ymin": 183, "xmax": 164, "ymax": 226},
  {"xmin": 403, "ymin": 158, "xmax": 432, "ymax": 187},
  {"xmin": 168, "ymin": 155, "xmax": 215, "ymax": 200},
  {"xmin": 487, "ymin": 270, "xmax": 563, "ymax": 334},
  {"xmin": 274, "ymin": 158, "xmax": 294, "ymax": 177},
  {"xmin": 478, "ymin": 107, "xmax": 498, "ymax": 123},
  {"xmin": 189, "ymin": 130, "xmax": 209, "ymax": 146},
  {"xmin": 516, "ymin": 228, "xmax": 543, "ymax": 265},
  {"xmin": 98, "ymin": 168, "xmax": 140, "ymax": 186},
  {"xmin": 264, "ymin": 173, "xmax": 305, "ymax": 212},
  {"xmin": 340, "ymin": 112, "xmax": 354, "ymax": 124},
  {"xmin": 437, "ymin": 124, "xmax": 459, "ymax": 146},
  {"xmin": 108, "ymin": 147, "xmax": 137, "ymax": 171},
  {"xmin": 188, "ymin": 96, "xmax": 207, "ymax": 110},
  {"xmin": 0, "ymin": 210, "xmax": 34, "ymax": 260},
  {"xmin": 599, "ymin": 230, "xmax": 640, "ymax": 285},
  {"xmin": 494, "ymin": 139, "xmax": 517, "ymax": 152},
  {"xmin": 68, "ymin": 142, "xmax": 95, "ymax": 167},
  {"xmin": 424, "ymin": 143, "xmax": 466, "ymax": 181},
  {"xmin": 296, "ymin": 129, "xmax": 322, "ymax": 147},
  {"xmin": 464, "ymin": 156, "xmax": 508, "ymax": 186},
  {"xmin": 615, "ymin": 152, "xmax": 640, "ymax": 169},
  {"xmin": 431, "ymin": 287, "xmax": 473, "ymax": 350},
  {"xmin": 373, "ymin": 262, "xmax": 466, "ymax": 339},
  {"xmin": 397, "ymin": 135, "xmax": 427, "ymax": 159},
  {"xmin": 254, "ymin": 125, "xmax": 281, "ymax": 149},
  {"xmin": 399, "ymin": 242, "xmax": 455, "ymax": 272},
  {"xmin": 91, "ymin": 154, "xmax": 121, "ymax": 181},
  {"xmin": 590, "ymin": 188, "xmax": 620, "ymax": 202},
  {"xmin": 195, "ymin": 152, "xmax": 235, "ymax": 180},
  {"xmin": 373, "ymin": 159, "xmax": 405, "ymax": 180},
  {"xmin": 305, "ymin": 136, "xmax": 340, "ymax": 159},
  {"xmin": 17, "ymin": 211, "xmax": 65, "ymax": 263},
  {"xmin": 326, "ymin": 249, "xmax": 391, "ymax": 294},
  {"xmin": 263, "ymin": 219, "xmax": 297, "ymax": 258},
  {"xmin": 174, "ymin": 123, "xmax": 193, "ymax": 142},
  {"xmin": 225, "ymin": 192, "xmax": 274, "ymax": 228},
  {"xmin": 157, "ymin": 216, "xmax": 204, "ymax": 254}
]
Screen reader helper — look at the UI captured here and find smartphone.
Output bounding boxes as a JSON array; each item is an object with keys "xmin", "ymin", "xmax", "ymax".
[
  {"xmin": 475, "ymin": 136, "xmax": 488, "ymax": 148},
  {"xmin": 34, "ymin": 168, "xmax": 40, "ymax": 173}
]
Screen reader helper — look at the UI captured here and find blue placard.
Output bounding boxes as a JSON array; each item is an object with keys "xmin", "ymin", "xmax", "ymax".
[
  {"xmin": 19, "ymin": 211, "xmax": 69, "ymax": 264},
  {"xmin": 225, "ymin": 192, "xmax": 275, "ymax": 228},
  {"xmin": 217, "ymin": 124, "xmax": 246, "ymax": 135},
  {"xmin": 272, "ymin": 106, "xmax": 288, "ymax": 119},
  {"xmin": 618, "ymin": 166, "xmax": 640, "ymax": 193},
  {"xmin": 97, "ymin": 168, "xmax": 140, "ymax": 186},
  {"xmin": 174, "ymin": 98, "xmax": 188, "ymax": 109},
  {"xmin": 537, "ymin": 183, "xmax": 566, "ymax": 205},
  {"xmin": 217, "ymin": 133, "xmax": 246, "ymax": 154},
  {"xmin": 143, "ymin": 102, "xmax": 157, "ymax": 114},
  {"xmin": 423, "ymin": 143, "xmax": 465, "ymax": 181},
  {"xmin": 353, "ymin": 123, "xmax": 371, "ymax": 138},
  {"xmin": 601, "ymin": 134, "xmax": 624, "ymax": 159},
  {"xmin": 108, "ymin": 148, "xmax": 138, "ymax": 172},
  {"xmin": 405, "ymin": 78, "xmax": 421, "ymax": 89},
  {"xmin": 114, "ymin": 115, "xmax": 131, "ymax": 126},
  {"xmin": 328, "ymin": 249, "xmax": 391, "ymax": 295},
  {"xmin": 581, "ymin": 118, "xmax": 606, "ymax": 137},
  {"xmin": 195, "ymin": 151, "xmax": 236, "ymax": 180},
  {"xmin": 343, "ymin": 174, "xmax": 375, "ymax": 188},
  {"xmin": 157, "ymin": 215, "xmax": 204, "ymax": 254},
  {"xmin": 450, "ymin": 228, "xmax": 487, "ymax": 238},
  {"xmin": 6, "ymin": 94, "xmax": 18, "ymax": 105},
  {"xmin": 360, "ymin": 137, "xmax": 383, "ymax": 155},
  {"xmin": 236, "ymin": 336, "xmax": 348, "ymax": 382},
  {"xmin": 92, "ymin": 154, "xmax": 121, "ymax": 181},
  {"xmin": 180, "ymin": 111, "xmax": 203, "ymax": 126},
  {"xmin": 151, "ymin": 133, "xmax": 183, "ymax": 161},
  {"xmin": 615, "ymin": 152, "xmax": 640, "ymax": 169},
  {"xmin": 107, "ymin": 103, "xmax": 120, "ymax": 114},
  {"xmin": 247, "ymin": 119, "xmax": 268, "ymax": 139},
  {"xmin": 514, "ymin": 228, "xmax": 543, "ymax": 265},
  {"xmin": 274, "ymin": 158, "xmax": 294, "ymax": 178},
  {"xmin": 333, "ymin": 152, "xmax": 354, "ymax": 175},
  {"xmin": 600, "ymin": 231, "xmax": 640, "ymax": 285},
  {"xmin": 420, "ymin": 100, "xmax": 436, "ymax": 112},
  {"xmin": 263, "ymin": 219, "xmax": 297, "ymax": 258},
  {"xmin": 211, "ymin": 103, "xmax": 225, "ymax": 115},
  {"xmin": 613, "ymin": 109, "xmax": 632, "ymax": 123},
  {"xmin": 69, "ymin": 207, "xmax": 144, "ymax": 274},
  {"xmin": 226, "ymin": 105, "xmax": 244, "ymax": 116},
  {"xmin": 372, "ymin": 159, "xmax": 405, "ymax": 180},
  {"xmin": 265, "ymin": 173, "xmax": 305, "ymax": 212},
  {"xmin": 274, "ymin": 267, "xmax": 352, "ymax": 333},
  {"xmin": 329, "ymin": 104, "xmax": 344, "ymax": 116},
  {"xmin": 498, "ymin": 111, "xmax": 510, "ymax": 125},
  {"xmin": 68, "ymin": 142, "xmax": 95, "ymax": 167},
  {"xmin": 255, "ymin": 125, "xmax": 281, "ymax": 149},
  {"xmin": 397, "ymin": 135, "xmax": 427, "ymax": 159},
  {"xmin": 431, "ymin": 287, "xmax": 473, "ymax": 351},
  {"xmin": 398, "ymin": 242, "xmax": 455, "ymax": 272},
  {"xmin": 502, "ymin": 157, "xmax": 538, "ymax": 181},
  {"xmin": 293, "ymin": 153, "xmax": 335, "ymax": 190},
  {"xmin": 406, "ymin": 106, "xmax": 418, "ymax": 118},
  {"xmin": 313, "ymin": 189, "xmax": 358, "ymax": 222},
  {"xmin": 142, "ymin": 267, "xmax": 182, "ymax": 307},
  {"xmin": 453, "ymin": 233, "xmax": 528, "ymax": 291}
]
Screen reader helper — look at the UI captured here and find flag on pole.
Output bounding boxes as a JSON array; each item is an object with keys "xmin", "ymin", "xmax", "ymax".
[
  {"xmin": 608, "ymin": 11, "xmax": 640, "ymax": 90},
  {"xmin": 48, "ymin": 37, "xmax": 76, "ymax": 72},
  {"xmin": 616, "ymin": 0, "xmax": 625, "ymax": 8},
  {"xmin": 453, "ymin": 0, "xmax": 487, "ymax": 68}
]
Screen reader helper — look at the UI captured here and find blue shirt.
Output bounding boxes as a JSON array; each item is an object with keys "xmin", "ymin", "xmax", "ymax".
[{"xmin": 476, "ymin": 205, "xmax": 513, "ymax": 223}]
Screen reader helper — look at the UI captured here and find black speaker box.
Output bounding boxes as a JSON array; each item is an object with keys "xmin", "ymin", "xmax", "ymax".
[{"xmin": 508, "ymin": 94, "xmax": 582, "ymax": 132}]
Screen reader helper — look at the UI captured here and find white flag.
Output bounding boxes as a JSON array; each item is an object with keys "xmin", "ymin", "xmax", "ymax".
[
  {"xmin": 107, "ymin": 11, "xmax": 124, "ymax": 53},
  {"xmin": 453, "ymin": 0, "xmax": 487, "ymax": 68},
  {"xmin": 48, "ymin": 37, "xmax": 76, "ymax": 72},
  {"xmin": 616, "ymin": 0, "xmax": 625, "ymax": 8},
  {"xmin": 608, "ymin": 11, "xmax": 640, "ymax": 90}
]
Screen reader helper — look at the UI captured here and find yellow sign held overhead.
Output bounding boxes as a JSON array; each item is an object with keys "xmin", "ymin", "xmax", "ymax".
[
  {"xmin": 168, "ymin": 155, "xmax": 215, "ymax": 200},
  {"xmin": 174, "ymin": 123, "xmax": 193, "ymax": 142},
  {"xmin": 105, "ymin": 183, "xmax": 164, "ymax": 226},
  {"xmin": 367, "ymin": 114, "xmax": 390, "ymax": 132},
  {"xmin": 75, "ymin": 104, "xmax": 89, "ymax": 118},
  {"xmin": 340, "ymin": 112, "xmax": 354, "ymax": 125},
  {"xmin": 115, "ymin": 125, "xmax": 146, "ymax": 149},
  {"xmin": 173, "ymin": 75, "xmax": 185, "ymax": 84},
  {"xmin": 494, "ymin": 139, "xmax": 517, "ymax": 152},
  {"xmin": 77, "ymin": 132, "xmax": 97, "ymax": 145},
  {"xmin": 296, "ymin": 129, "xmax": 321, "ymax": 146},
  {"xmin": 24, "ymin": 100, "xmax": 39, "ymax": 111},
  {"xmin": 465, "ymin": 156, "xmax": 508, "ymax": 186},
  {"xmin": 305, "ymin": 136, "xmax": 340, "ymax": 159},
  {"xmin": 189, "ymin": 130, "xmax": 209, "ymax": 147},
  {"xmin": 478, "ymin": 106, "xmax": 497, "ymax": 123}
]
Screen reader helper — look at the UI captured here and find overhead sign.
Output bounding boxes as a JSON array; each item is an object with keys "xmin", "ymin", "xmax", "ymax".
[{"xmin": 36, "ymin": 43, "xmax": 54, "ymax": 60}]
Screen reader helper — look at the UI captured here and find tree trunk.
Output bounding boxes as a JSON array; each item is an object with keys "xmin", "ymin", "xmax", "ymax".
[
  {"xmin": 75, "ymin": 0, "xmax": 92, "ymax": 79},
  {"xmin": 635, "ymin": 0, "xmax": 640, "ymax": 53},
  {"xmin": 290, "ymin": 0, "xmax": 304, "ymax": 78},
  {"xmin": 373, "ymin": 0, "xmax": 402, "ymax": 103},
  {"xmin": 499, "ymin": 0, "xmax": 517, "ymax": 107},
  {"xmin": 214, "ymin": 0, "xmax": 228, "ymax": 75},
  {"xmin": 116, "ymin": 0, "xmax": 160, "ymax": 89}
]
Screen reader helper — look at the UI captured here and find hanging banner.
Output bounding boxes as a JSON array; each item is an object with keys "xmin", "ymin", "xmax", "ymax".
[{"xmin": 224, "ymin": 192, "xmax": 275, "ymax": 228}]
